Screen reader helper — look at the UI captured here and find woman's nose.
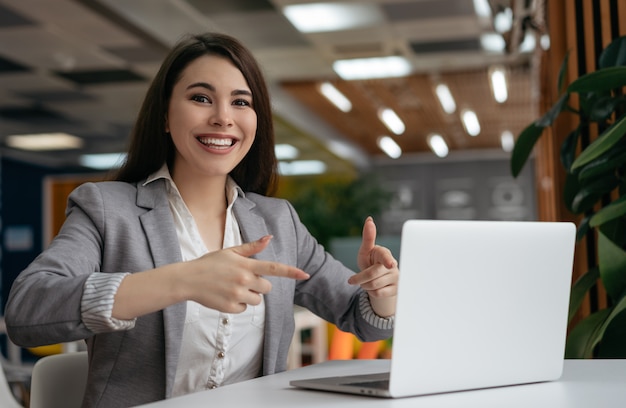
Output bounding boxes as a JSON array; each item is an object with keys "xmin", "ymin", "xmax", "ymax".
[{"xmin": 209, "ymin": 103, "xmax": 233, "ymax": 127}]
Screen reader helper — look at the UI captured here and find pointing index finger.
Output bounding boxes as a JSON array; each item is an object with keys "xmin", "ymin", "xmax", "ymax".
[{"xmin": 260, "ymin": 261, "xmax": 309, "ymax": 280}]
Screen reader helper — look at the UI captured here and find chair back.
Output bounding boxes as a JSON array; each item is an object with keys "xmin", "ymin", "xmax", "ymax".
[
  {"xmin": 0, "ymin": 363, "xmax": 23, "ymax": 408},
  {"xmin": 30, "ymin": 351, "xmax": 88, "ymax": 408}
]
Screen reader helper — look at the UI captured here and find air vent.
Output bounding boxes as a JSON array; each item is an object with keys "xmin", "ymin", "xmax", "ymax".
[
  {"xmin": 410, "ymin": 38, "xmax": 481, "ymax": 54},
  {"xmin": 54, "ymin": 69, "xmax": 146, "ymax": 85},
  {"xmin": 382, "ymin": 0, "xmax": 474, "ymax": 22},
  {"xmin": 17, "ymin": 90, "xmax": 94, "ymax": 103},
  {"xmin": 185, "ymin": 0, "xmax": 275, "ymax": 14},
  {"xmin": 333, "ymin": 42, "xmax": 385, "ymax": 57}
]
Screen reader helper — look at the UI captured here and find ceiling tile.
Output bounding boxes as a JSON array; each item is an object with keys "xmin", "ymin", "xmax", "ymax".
[
  {"xmin": 54, "ymin": 69, "xmax": 146, "ymax": 85},
  {"xmin": 0, "ymin": 3, "xmax": 35, "ymax": 27},
  {"xmin": 104, "ymin": 44, "xmax": 166, "ymax": 64}
]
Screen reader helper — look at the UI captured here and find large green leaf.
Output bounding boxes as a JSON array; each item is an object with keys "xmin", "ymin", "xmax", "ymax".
[
  {"xmin": 565, "ymin": 308, "xmax": 612, "ymax": 358},
  {"xmin": 563, "ymin": 172, "xmax": 581, "ymax": 213},
  {"xmin": 571, "ymin": 115, "xmax": 626, "ymax": 171},
  {"xmin": 510, "ymin": 122, "xmax": 545, "ymax": 177},
  {"xmin": 536, "ymin": 93, "xmax": 570, "ymax": 127},
  {"xmin": 576, "ymin": 215, "xmax": 591, "ymax": 242},
  {"xmin": 588, "ymin": 94, "xmax": 626, "ymax": 122},
  {"xmin": 577, "ymin": 145, "xmax": 626, "ymax": 182},
  {"xmin": 560, "ymin": 128, "xmax": 580, "ymax": 170},
  {"xmin": 597, "ymin": 309, "xmax": 626, "ymax": 357},
  {"xmin": 568, "ymin": 267, "xmax": 600, "ymax": 323},
  {"xmin": 566, "ymin": 295, "xmax": 626, "ymax": 358},
  {"xmin": 590, "ymin": 195, "xmax": 626, "ymax": 227},
  {"xmin": 570, "ymin": 175, "xmax": 619, "ymax": 214},
  {"xmin": 598, "ymin": 227, "xmax": 626, "ymax": 302},
  {"xmin": 567, "ymin": 66, "xmax": 626, "ymax": 94},
  {"xmin": 598, "ymin": 35, "xmax": 626, "ymax": 69}
]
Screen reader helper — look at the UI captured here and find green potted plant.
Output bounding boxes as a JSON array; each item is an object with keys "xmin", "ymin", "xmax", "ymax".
[
  {"xmin": 286, "ymin": 174, "xmax": 392, "ymax": 249},
  {"xmin": 510, "ymin": 35, "xmax": 626, "ymax": 358}
]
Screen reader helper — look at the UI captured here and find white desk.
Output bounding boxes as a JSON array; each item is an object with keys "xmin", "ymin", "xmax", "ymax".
[{"xmin": 136, "ymin": 359, "xmax": 626, "ymax": 407}]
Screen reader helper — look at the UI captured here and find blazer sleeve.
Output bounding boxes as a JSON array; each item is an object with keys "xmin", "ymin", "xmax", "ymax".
[
  {"xmin": 279, "ymin": 199, "xmax": 393, "ymax": 342},
  {"xmin": 4, "ymin": 182, "xmax": 137, "ymax": 347}
]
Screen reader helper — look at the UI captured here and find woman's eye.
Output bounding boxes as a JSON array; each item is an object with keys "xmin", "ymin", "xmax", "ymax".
[
  {"xmin": 191, "ymin": 95, "xmax": 210, "ymax": 103},
  {"xmin": 233, "ymin": 98, "xmax": 251, "ymax": 107}
]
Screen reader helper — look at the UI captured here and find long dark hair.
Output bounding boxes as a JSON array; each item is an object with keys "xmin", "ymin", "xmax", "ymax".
[{"xmin": 114, "ymin": 32, "xmax": 278, "ymax": 195}]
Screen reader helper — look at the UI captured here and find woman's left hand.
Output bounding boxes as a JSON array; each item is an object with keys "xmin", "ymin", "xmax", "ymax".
[{"xmin": 348, "ymin": 216, "xmax": 399, "ymax": 318}]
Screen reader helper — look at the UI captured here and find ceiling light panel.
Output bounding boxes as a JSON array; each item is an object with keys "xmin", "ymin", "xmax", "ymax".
[
  {"xmin": 282, "ymin": 3, "xmax": 383, "ymax": 33},
  {"xmin": 333, "ymin": 56, "xmax": 411, "ymax": 80},
  {"xmin": 275, "ymin": 143, "xmax": 299, "ymax": 160},
  {"xmin": 6, "ymin": 132, "xmax": 84, "ymax": 151},
  {"xmin": 80, "ymin": 152, "xmax": 127, "ymax": 169},
  {"xmin": 278, "ymin": 160, "xmax": 327, "ymax": 175}
]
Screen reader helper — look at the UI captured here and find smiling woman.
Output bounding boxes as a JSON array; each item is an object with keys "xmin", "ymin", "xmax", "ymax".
[{"xmin": 4, "ymin": 32, "xmax": 399, "ymax": 407}]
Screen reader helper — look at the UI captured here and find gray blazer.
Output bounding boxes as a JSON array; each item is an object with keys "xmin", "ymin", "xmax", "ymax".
[{"xmin": 5, "ymin": 179, "xmax": 392, "ymax": 407}]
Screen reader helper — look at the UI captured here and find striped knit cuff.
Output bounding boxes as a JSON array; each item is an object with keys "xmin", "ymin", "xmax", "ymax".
[
  {"xmin": 359, "ymin": 291, "xmax": 395, "ymax": 330},
  {"xmin": 81, "ymin": 273, "xmax": 136, "ymax": 333}
]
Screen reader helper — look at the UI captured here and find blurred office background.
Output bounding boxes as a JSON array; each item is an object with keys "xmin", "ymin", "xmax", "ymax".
[
  {"xmin": 0, "ymin": 0, "xmax": 623, "ymax": 386},
  {"xmin": 0, "ymin": 0, "xmax": 543, "ymax": 302}
]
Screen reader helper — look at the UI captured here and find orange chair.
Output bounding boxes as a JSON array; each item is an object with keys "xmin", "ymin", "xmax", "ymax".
[{"xmin": 328, "ymin": 325, "xmax": 385, "ymax": 360}]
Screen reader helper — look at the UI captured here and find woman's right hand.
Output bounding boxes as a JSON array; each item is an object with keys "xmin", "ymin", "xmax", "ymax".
[
  {"xmin": 112, "ymin": 236, "xmax": 308, "ymax": 319},
  {"xmin": 184, "ymin": 235, "xmax": 309, "ymax": 313}
]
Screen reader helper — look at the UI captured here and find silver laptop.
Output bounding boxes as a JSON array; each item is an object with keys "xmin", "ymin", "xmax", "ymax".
[{"xmin": 290, "ymin": 219, "xmax": 576, "ymax": 398}]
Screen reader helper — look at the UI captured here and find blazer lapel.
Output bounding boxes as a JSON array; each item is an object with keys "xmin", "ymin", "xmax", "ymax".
[
  {"xmin": 234, "ymin": 197, "xmax": 289, "ymax": 374},
  {"xmin": 137, "ymin": 180, "xmax": 186, "ymax": 398}
]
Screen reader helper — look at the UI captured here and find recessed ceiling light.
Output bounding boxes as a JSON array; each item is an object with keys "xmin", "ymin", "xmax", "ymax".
[
  {"xmin": 500, "ymin": 130, "xmax": 515, "ymax": 152},
  {"xmin": 282, "ymin": 3, "xmax": 383, "ymax": 33},
  {"xmin": 319, "ymin": 82, "xmax": 352, "ymax": 112},
  {"xmin": 5, "ymin": 132, "xmax": 83, "ymax": 151},
  {"xmin": 333, "ymin": 56, "xmax": 412, "ymax": 80},
  {"xmin": 378, "ymin": 108, "xmax": 405, "ymax": 135},
  {"xmin": 519, "ymin": 32, "xmax": 537, "ymax": 53},
  {"xmin": 377, "ymin": 136, "xmax": 402, "ymax": 159},
  {"xmin": 427, "ymin": 133, "xmax": 449, "ymax": 158},
  {"xmin": 461, "ymin": 109, "xmax": 481, "ymax": 136},
  {"xmin": 480, "ymin": 33, "xmax": 506, "ymax": 53},
  {"xmin": 473, "ymin": 0, "xmax": 492, "ymax": 17},
  {"xmin": 490, "ymin": 66, "xmax": 508, "ymax": 103},
  {"xmin": 493, "ymin": 8, "xmax": 513, "ymax": 33},
  {"xmin": 435, "ymin": 83, "xmax": 457, "ymax": 114}
]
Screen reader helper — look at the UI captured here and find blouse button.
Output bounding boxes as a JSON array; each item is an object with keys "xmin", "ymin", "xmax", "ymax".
[{"xmin": 217, "ymin": 351, "xmax": 225, "ymax": 359}]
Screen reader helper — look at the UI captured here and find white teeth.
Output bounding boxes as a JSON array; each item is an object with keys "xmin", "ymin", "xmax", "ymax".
[{"xmin": 198, "ymin": 137, "xmax": 234, "ymax": 147}]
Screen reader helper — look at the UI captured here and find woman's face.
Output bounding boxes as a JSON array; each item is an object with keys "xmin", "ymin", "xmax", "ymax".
[{"xmin": 166, "ymin": 54, "xmax": 257, "ymax": 180}]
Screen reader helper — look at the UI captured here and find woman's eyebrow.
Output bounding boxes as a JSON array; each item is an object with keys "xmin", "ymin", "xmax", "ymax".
[{"xmin": 186, "ymin": 82, "xmax": 252, "ymax": 96}]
